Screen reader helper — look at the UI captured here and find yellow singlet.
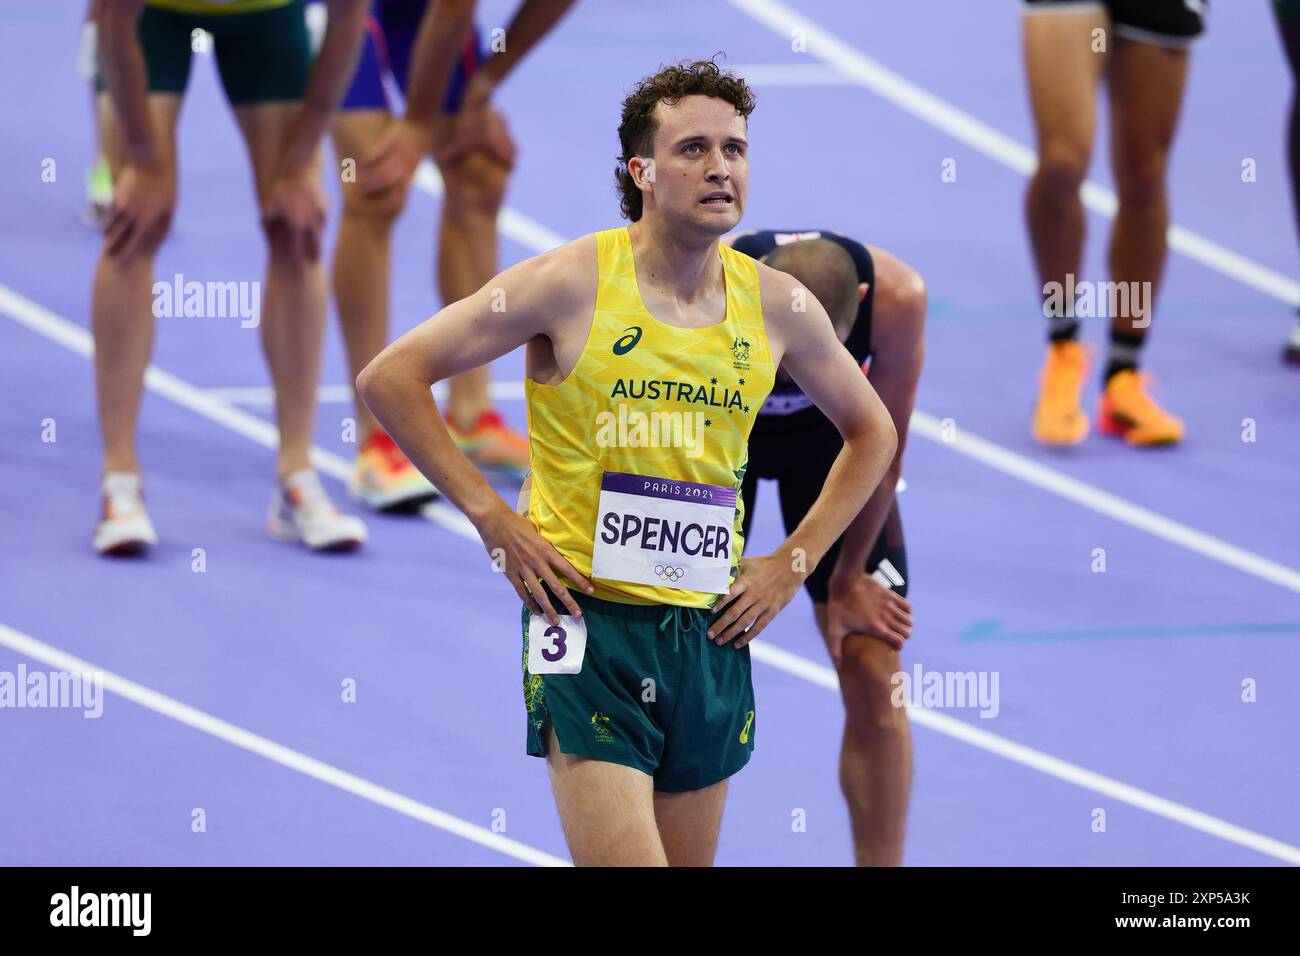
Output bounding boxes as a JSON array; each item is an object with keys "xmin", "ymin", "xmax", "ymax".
[{"xmin": 526, "ymin": 227, "xmax": 776, "ymax": 608}]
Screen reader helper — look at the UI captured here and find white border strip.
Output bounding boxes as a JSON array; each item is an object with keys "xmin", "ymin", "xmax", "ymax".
[{"xmin": 0, "ymin": 621, "xmax": 569, "ymax": 867}]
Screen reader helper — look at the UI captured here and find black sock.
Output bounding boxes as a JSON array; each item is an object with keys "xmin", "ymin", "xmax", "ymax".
[
  {"xmin": 1048, "ymin": 316, "xmax": 1079, "ymax": 343},
  {"xmin": 1105, "ymin": 330, "xmax": 1145, "ymax": 382}
]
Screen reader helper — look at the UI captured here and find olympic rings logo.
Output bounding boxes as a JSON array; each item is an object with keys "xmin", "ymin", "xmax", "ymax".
[{"xmin": 654, "ymin": 564, "xmax": 685, "ymax": 583}]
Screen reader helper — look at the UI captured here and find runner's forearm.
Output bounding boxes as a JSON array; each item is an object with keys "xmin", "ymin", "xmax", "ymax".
[
  {"xmin": 357, "ymin": 353, "xmax": 504, "ymax": 526},
  {"xmin": 98, "ymin": 1, "xmax": 157, "ymax": 165},
  {"xmin": 402, "ymin": 0, "xmax": 477, "ymax": 130},
  {"xmin": 782, "ymin": 424, "xmax": 896, "ymax": 575},
  {"xmin": 278, "ymin": 0, "xmax": 369, "ymax": 173},
  {"xmin": 476, "ymin": 0, "xmax": 576, "ymax": 92},
  {"xmin": 829, "ymin": 462, "xmax": 898, "ymax": 583}
]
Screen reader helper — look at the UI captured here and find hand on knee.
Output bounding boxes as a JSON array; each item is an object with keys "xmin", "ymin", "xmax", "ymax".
[{"xmin": 102, "ymin": 162, "xmax": 176, "ymax": 266}]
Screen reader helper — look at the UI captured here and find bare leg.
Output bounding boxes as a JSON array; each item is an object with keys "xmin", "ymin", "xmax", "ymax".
[
  {"xmin": 232, "ymin": 102, "xmax": 328, "ymax": 480},
  {"xmin": 1023, "ymin": 7, "xmax": 1108, "ymax": 321},
  {"xmin": 1105, "ymin": 36, "xmax": 1190, "ymax": 341},
  {"xmin": 815, "ymin": 606, "xmax": 912, "ymax": 867},
  {"xmin": 438, "ymin": 149, "xmax": 510, "ymax": 428},
  {"xmin": 653, "ymin": 779, "xmax": 729, "ymax": 867},
  {"xmin": 329, "ymin": 110, "xmax": 399, "ymax": 442},
  {"xmin": 92, "ymin": 94, "xmax": 181, "ymax": 477},
  {"xmin": 545, "ymin": 727, "xmax": 667, "ymax": 866}
]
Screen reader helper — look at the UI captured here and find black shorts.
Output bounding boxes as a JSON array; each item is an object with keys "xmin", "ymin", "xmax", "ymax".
[
  {"xmin": 742, "ymin": 422, "xmax": 907, "ymax": 604},
  {"xmin": 94, "ymin": 1, "xmax": 310, "ymax": 105},
  {"xmin": 1022, "ymin": 0, "xmax": 1207, "ymax": 48}
]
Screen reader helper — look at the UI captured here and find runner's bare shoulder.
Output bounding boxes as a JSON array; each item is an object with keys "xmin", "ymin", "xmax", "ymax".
[{"xmin": 503, "ymin": 233, "xmax": 599, "ymax": 331}]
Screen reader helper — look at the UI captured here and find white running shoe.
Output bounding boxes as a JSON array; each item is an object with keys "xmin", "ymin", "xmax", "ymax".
[
  {"xmin": 93, "ymin": 471, "xmax": 158, "ymax": 556},
  {"xmin": 268, "ymin": 469, "xmax": 368, "ymax": 552}
]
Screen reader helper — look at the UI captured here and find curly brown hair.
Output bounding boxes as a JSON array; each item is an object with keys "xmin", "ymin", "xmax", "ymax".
[{"xmin": 615, "ymin": 58, "xmax": 757, "ymax": 222}]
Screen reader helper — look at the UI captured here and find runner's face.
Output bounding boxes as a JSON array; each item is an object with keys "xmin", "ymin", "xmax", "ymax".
[{"xmin": 645, "ymin": 95, "xmax": 748, "ymax": 233}]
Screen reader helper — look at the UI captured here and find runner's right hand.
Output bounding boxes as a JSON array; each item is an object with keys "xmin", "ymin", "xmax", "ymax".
[
  {"xmin": 476, "ymin": 502, "xmax": 594, "ymax": 625},
  {"xmin": 104, "ymin": 159, "xmax": 175, "ymax": 265},
  {"xmin": 825, "ymin": 572, "xmax": 912, "ymax": 665}
]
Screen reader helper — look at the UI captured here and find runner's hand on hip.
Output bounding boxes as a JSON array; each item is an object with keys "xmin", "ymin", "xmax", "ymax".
[
  {"xmin": 709, "ymin": 553, "xmax": 804, "ymax": 648},
  {"xmin": 476, "ymin": 503, "xmax": 594, "ymax": 625}
]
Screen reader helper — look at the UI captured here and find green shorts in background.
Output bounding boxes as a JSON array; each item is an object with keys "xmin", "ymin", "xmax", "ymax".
[
  {"xmin": 522, "ymin": 591, "xmax": 756, "ymax": 793},
  {"xmin": 95, "ymin": 0, "xmax": 309, "ymax": 105}
]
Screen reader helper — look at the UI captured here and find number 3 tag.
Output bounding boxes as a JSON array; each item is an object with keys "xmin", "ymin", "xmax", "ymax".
[{"xmin": 527, "ymin": 613, "xmax": 588, "ymax": 675}]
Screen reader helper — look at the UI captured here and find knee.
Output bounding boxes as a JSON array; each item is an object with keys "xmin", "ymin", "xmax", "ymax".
[
  {"xmin": 338, "ymin": 185, "xmax": 403, "ymax": 233},
  {"xmin": 838, "ymin": 640, "xmax": 908, "ymax": 734},
  {"xmin": 1113, "ymin": 149, "xmax": 1168, "ymax": 208},
  {"xmin": 1034, "ymin": 141, "xmax": 1090, "ymax": 195},
  {"xmin": 441, "ymin": 151, "xmax": 510, "ymax": 222}
]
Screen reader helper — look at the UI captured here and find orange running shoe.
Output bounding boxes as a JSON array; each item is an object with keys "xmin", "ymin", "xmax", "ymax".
[
  {"xmin": 1097, "ymin": 369, "xmax": 1184, "ymax": 446},
  {"xmin": 446, "ymin": 409, "xmax": 530, "ymax": 482},
  {"xmin": 1032, "ymin": 340, "xmax": 1090, "ymax": 445},
  {"xmin": 350, "ymin": 429, "xmax": 438, "ymax": 512}
]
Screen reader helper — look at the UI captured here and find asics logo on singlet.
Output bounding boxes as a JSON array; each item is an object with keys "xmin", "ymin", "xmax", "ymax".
[
  {"xmin": 612, "ymin": 326, "xmax": 643, "ymax": 355},
  {"xmin": 654, "ymin": 564, "xmax": 685, "ymax": 583}
]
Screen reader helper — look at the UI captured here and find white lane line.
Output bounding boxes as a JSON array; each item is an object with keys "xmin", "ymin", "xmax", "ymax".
[
  {"xmin": 6, "ymin": 286, "xmax": 1296, "ymax": 864},
  {"xmin": 0, "ymin": 286, "xmax": 477, "ymax": 545},
  {"xmin": 205, "ymin": 381, "xmax": 527, "ymax": 407},
  {"xmin": 749, "ymin": 641, "xmax": 1300, "ymax": 865},
  {"xmin": 724, "ymin": 0, "xmax": 1300, "ymax": 307},
  {"xmin": 0, "ymin": 621, "xmax": 569, "ymax": 867},
  {"xmin": 910, "ymin": 412, "xmax": 1300, "ymax": 595}
]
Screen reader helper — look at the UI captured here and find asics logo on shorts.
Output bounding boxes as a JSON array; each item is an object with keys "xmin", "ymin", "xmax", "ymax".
[
  {"xmin": 612, "ymin": 326, "xmax": 642, "ymax": 355},
  {"xmin": 654, "ymin": 564, "xmax": 685, "ymax": 583},
  {"xmin": 739, "ymin": 709, "xmax": 756, "ymax": 745}
]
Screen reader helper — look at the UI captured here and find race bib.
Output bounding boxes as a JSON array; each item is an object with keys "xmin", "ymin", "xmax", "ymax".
[
  {"xmin": 527, "ymin": 613, "xmax": 587, "ymax": 675},
  {"xmin": 590, "ymin": 472, "xmax": 736, "ymax": 594}
]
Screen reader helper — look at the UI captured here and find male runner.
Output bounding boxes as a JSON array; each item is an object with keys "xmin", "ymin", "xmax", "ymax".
[
  {"xmin": 1274, "ymin": 0, "xmax": 1300, "ymax": 365},
  {"xmin": 329, "ymin": 0, "xmax": 575, "ymax": 511},
  {"xmin": 92, "ymin": 0, "xmax": 369, "ymax": 555},
  {"xmin": 728, "ymin": 229, "xmax": 924, "ymax": 866},
  {"xmin": 358, "ymin": 60, "xmax": 898, "ymax": 866},
  {"xmin": 1023, "ymin": 0, "xmax": 1204, "ymax": 445}
]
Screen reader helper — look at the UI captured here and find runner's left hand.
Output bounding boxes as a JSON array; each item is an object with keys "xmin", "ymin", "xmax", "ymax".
[
  {"xmin": 360, "ymin": 118, "xmax": 429, "ymax": 214},
  {"xmin": 709, "ymin": 553, "xmax": 804, "ymax": 648},
  {"xmin": 262, "ymin": 166, "xmax": 327, "ymax": 262}
]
